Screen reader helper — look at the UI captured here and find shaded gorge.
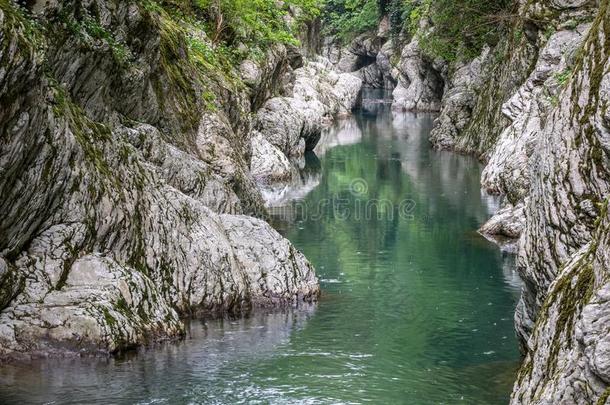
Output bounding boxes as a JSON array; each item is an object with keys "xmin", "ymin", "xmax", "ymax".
[{"xmin": 0, "ymin": 103, "xmax": 521, "ymax": 404}]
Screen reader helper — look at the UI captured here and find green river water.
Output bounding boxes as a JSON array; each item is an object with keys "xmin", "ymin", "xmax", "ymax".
[{"xmin": 0, "ymin": 99, "xmax": 522, "ymax": 404}]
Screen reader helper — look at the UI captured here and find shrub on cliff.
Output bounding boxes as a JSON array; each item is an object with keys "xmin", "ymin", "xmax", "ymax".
[
  {"xmin": 399, "ymin": 0, "xmax": 514, "ymax": 61},
  {"xmin": 194, "ymin": 0, "xmax": 321, "ymax": 51},
  {"xmin": 323, "ymin": 0, "xmax": 514, "ymax": 62},
  {"xmin": 323, "ymin": 0, "xmax": 381, "ymax": 42}
]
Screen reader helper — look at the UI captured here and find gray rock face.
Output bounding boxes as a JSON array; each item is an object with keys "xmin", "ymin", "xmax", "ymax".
[
  {"xmin": 429, "ymin": 47, "xmax": 492, "ymax": 150},
  {"xmin": 322, "ymin": 33, "xmax": 396, "ymax": 89},
  {"xmin": 475, "ymin": 25, "xmax": 590, "ymax": 254},
  {"xmin": 0, "ymin": 257, "xmax": 22, "ymax": 312},
  {"xmin": 354, "ymin": 62, "xmax": 385, "ymax": 88},
  {"xmin": 391, "ymin": 37, "xmax": 444, "ymax": 112},
  {"xmin": 0, "ymin": 0, "xmax": 319, "ymax": 358},
  {"xmin": 512, "ymin": 213, "xmax": 610, "ymax": 404},
  {"xmin": 430, "ymin": 0, "xmax": 542, "ymax": 158},
  {"xmin": 479, "ymin": 203, "xmax": 525, "ymax": 253},
  {"xmin": 250, "ymin": 131, "xmax": 296, "ymax": 184},
  {"xmin": 419, "ymin": 0, "xmax": 610, "ymax": 401},
  {"xmin": 512, "ymin": 6, "xmax": 610, "ymax": 398},
  {"xmin": 481, "ymin": 28, "xmax": 588, "ymax": 204},
  {"xmin": 251, "ymin": 58, "xmax": 362, "ymax": 188},
  {"xmin": 376, "ymin": 40, "xmax": 399, "ymax": 89},
  {"xmin": 240, "ymin": 44, "xmax": 297, "ymax": 111}
]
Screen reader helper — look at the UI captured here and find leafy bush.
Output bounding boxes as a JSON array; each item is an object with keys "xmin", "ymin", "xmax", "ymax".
[
  {"xmin": 407, "ymin": 0, "xmax": 514, "ymax": 62},
  {"xmin": 322, "ymin": 0, "xmax": 513, "ymax": 62},
  {"xmin": 323, "ymin": 0, "xmax": 381, "ymax": 42},
  {"xmin": 194, "ymin": 0, "xmax": 321, "ymax": 51}
]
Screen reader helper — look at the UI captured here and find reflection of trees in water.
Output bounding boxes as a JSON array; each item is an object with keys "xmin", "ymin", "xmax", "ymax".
[
  {"xmin": 358, "ymin": 88, "xmax": 394, "ymax": 117},
  {"xmin": 358, "ymin": 111, "xmax": 501, "ymax": 227},
  {"xmin": 272, "ymin": 110, "xmax": 506, "ymax": 252},
  {"xmin": 328, "ymin": 111, "xmax": 496, "ymax": 228},
  {"xmin": 284, "ymin": 110, "xmax": 521, "ymax": 368}
]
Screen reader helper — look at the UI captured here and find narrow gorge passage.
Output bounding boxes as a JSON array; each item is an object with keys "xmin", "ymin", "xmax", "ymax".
[{"xmin": 0, "ymin": 99, "xmax": 522, "ymax": 404}]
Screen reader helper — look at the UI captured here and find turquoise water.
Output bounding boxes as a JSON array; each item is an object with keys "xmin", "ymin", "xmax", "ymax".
[{"xmin": 0, "ymin": 108, "xmax": 521, "ymax": 404}]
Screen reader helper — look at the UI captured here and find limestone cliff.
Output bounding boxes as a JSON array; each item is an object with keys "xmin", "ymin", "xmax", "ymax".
[
  {"xmin": 0, "ymin": 0, "xmax": 361, "ymax": 358},
  {"xmin": 416, "ymin": 0, "xmax": 610, "ymax": 402},
  {"xmin": 323, "ymin": 18, "xmax": 444, "ymax": 113},
  {"xmin": 509, "ymin": 2, "xmax": 610, "ymax": 402}
]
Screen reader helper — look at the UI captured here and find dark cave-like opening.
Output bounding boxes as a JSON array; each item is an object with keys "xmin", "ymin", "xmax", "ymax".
[
  {"xmin": 354, "ymin": 54, "xmax": 378, "ymax": 71},
  {"xmin": 15, "ymin": 0, "xmax": 39, "ymax": 12}
]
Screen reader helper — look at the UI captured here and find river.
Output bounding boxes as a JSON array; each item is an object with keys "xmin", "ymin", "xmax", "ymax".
[{"xmin": 0, "ymin": 96, "xmax": 522, "ymax": 404}]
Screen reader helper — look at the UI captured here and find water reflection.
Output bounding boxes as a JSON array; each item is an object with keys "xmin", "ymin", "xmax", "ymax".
[
  {"xmin": 315, "ymin": 117, "xmax": 363, "ymax": 157},
  {"xmin": 359, "ymin": 87, "xmax": 394, "ymax": 116},
  {"xmin": 261, "ymin": 88, "xmax": 392, "ymax": 208},
  {"xmin": 0, "ymin": 108, "xmax": 522, "ymax": 405},
  {"xmin": 0, "ymin": 308, "xmax": 316, "ymax": 405},
  {"xmin": 271, "ymin": 111, "xmax": 513, "ymax": 238},
  {"xmin": 261, "ymin": 117, "xmax": 364, "ymax": 211}
]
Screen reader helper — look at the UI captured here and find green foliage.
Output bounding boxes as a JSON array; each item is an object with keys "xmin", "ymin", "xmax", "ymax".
[
  {"xmin": 412, "ymin": 0, "xmax": 513, "ymax": 62},
  {"xmin": 59, "ymin": 8, "xmax": 132, "ymax": 64},
  {"xmin": 322, "ymin": 0, "xmax": 512, "ymax": 61},
  {"xmin": 387, "ymin": 0, "xmax": 413, "ymax": 42},
  {"xmin": 555, "ymin": 69, "xmax": 572, "ymax": 87},
  {"xmin": 323, "ymin": 0, "xmax": 380, "ymax": 42},
  {"xmin": 142, "ymin": 0, "xmax": 164, "ymax": 13},
  {"xmin": 202, "ymin": 90, "xmax": 218, "ymax": 111},
  {"xmin": 0, "ymin": 0, "xmax": 44, "ymax": 50},
  {"xmin": 563, "ymin": 19, "xmax": 578, "ymax": 30},
  {"xmin": 194, "ymin": 0, "xmax": 321, "ymax": 52}
]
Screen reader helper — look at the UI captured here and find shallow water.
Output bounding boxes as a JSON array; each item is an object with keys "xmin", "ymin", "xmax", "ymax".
[{"xmin": 0, "ymin": 107, "xmax": 522, "ymax": 404}]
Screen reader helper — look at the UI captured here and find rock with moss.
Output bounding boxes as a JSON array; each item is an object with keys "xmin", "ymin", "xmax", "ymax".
[
  {"xmin": 482, "ymin": 26, "xmax": 589, "ymax": 204},
  {"xmin": 0, "ymin": 258, "xmax": 23, "ymax": 312},
  {"xmin": 475, "ymin": 24, "xmax": 590, "ymax": 254},
  {"xmin": 391, "ymin": 36, "xmax": 444, "ymax": 112},
  {"xmin": 512, "ymin": 213, "xmax": 610, "ymax": 404},
  {"xmin": 510, "ymin": 3, "xmax": 610, "ymax": 402},
  {"xmin": 401, "ymin": 0, "xmax": 610, "ymax": 400},
  {"xmin": 0, "ymin": 0, "xmax": 320, "ymax": 359},
  {"xmin": 252, "ymin": 57, "xmax": 361, "ymax": 196},
  {"xmin": 429, "ymin": 46, "xmax": 492, "ymax": 150},
  {"xmin": 429, "ymin": 0, "xmax": 540, "ymax": 157}
]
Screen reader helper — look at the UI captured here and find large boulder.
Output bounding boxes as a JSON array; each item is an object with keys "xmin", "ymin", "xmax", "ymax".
[
  {"xmin": 391, "ymin": 38, "xmax": 444, "ymax": 112},
  {"xmin": 0, "ymin": 0, "xmax": 319, "ymax": 359},
  {"xmin": 252, "ymin": 58, "xmax": 362, "ymax": 188}
]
